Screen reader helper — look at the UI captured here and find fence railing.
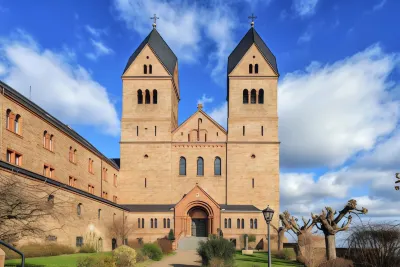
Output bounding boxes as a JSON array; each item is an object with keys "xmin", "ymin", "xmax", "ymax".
[{"xmin": 0, "ymin": 240, "xmax": 25, "ymax": 267}]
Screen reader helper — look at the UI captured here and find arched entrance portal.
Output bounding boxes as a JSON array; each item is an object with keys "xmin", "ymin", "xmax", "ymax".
[{"xmin": 189, "ymin": 207, "xmax": 208, "ymax": 237}]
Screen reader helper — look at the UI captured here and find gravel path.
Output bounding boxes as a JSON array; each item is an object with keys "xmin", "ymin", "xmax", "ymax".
[{"xmin": 148, "ymin": 250, "xmax": 201, "ymax": 267}]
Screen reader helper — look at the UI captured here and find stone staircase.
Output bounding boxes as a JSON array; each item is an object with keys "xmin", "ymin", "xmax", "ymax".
[{"xmin": 178, "ymin": 236, "xmax": 208, "ymax": 250}]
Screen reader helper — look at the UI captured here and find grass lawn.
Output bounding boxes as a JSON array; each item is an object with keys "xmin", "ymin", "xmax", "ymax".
[
  {"xmin": 235, "ymin": 251, "xmax": 303, "ymax": 267},
  {"xmin": 4, "ymin": 252, "xmax": 153, "ymax": 267}
]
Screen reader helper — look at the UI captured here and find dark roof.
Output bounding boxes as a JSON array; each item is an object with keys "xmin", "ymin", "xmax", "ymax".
[
  {"xmin": 110, "ymin": 158, "xmax": 120, "ymax": 168},
  {"xmin": 123, "ymin": 29, "xmax": 177, "ymax": 75},
  {"xmin": 0, "ymin": 161, "xmax": 123, "ymax": 209},
  {"xmin": 121, "ymin": 204, "xmax": 175, "ymax": 212},
  {"xmin": 0, "ymin": 80, "xmax": 119, "ymax": 170},
  {"xmin": 227, "ymin": 27, "xmax": 279, "ymax": 75},
  {"xmin": 220, "ymin": 205, "xmax": 261, "ymax": 212}
]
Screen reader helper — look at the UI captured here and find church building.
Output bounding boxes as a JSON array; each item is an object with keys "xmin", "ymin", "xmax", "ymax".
[{"xmin": 0, "ymin": 19, "xmax": 280, "ymax": 250}]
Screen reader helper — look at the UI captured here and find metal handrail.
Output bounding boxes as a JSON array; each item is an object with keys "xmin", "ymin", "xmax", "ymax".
[{"xmin": 0, "ymin": 240, "xmax": 25, "ymax": 267}]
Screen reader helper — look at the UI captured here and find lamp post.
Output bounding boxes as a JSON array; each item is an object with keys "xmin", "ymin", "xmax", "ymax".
[{"xmin": 262, "ymin": 205, "xmax": 275, "ymax": 267}]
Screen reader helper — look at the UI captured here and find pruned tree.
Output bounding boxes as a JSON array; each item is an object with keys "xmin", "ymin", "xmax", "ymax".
[
  {"xmin": 108, "ymin": 216, "xmax": 134, "ymax": 246},
  {"xmin": 311, "ymin": 199, "xmax": 368, "ymax": 260},
  {"xmin": 0, "ymin": 171, "xmax": 70, "ymax": 244}
]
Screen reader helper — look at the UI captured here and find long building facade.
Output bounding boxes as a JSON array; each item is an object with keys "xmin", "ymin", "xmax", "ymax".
[{"xmin": 0, "ymin": 23, "xmax": 280, "ymax": 251}]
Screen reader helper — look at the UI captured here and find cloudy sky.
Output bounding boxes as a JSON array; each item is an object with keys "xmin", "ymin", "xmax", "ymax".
[{"xmin": 0, "ymin": 0, "xmax": 399, "ymax": 233}]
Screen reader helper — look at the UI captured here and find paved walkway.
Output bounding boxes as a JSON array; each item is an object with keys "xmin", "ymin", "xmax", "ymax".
[{"xmin": 148, "ymin": 250, "xmax": 201, "ymax": 267}]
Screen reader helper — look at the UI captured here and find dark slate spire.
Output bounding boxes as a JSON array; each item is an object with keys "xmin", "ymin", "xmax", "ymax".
[
  {"xmin": 123, "ymin": 29, "xmax": 177, "ymax": 75},
  {"xmin": 227, "ymin": 27, "xmax": 279, "ymax": 75}
]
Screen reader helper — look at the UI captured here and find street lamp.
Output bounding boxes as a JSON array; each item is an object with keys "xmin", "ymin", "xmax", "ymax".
[{"xmin": 262, "ymin": 205, "xmax": 275, "ymax": 267}]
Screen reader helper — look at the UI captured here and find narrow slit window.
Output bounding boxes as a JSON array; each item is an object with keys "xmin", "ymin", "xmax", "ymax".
[
  {"xmin": 155, "ymin": 126, "xmax": 157, "ymax": 136},
  {"xmin": 255, "ymin": 64, "xmax": 259, "ymax": 74},
  {"xmin": 137, "ymin": 126, "xmax": 139, "ymax": 136},
  {"xmin": 153, "ymin": 89, "xmax": 157, "ymax": 104},
  {"xmin": 261, "ymin": 126, "xmax": 264, "ymax": 136},
  {"xmin": 243, "ymin": 126, "xmax": 245, "ymax": 136},
  {"xmin": 144, "ymin": 65, "xmax": 147, "ymax": 74},
  {"xmin": 249, "ymin": 64, "xmax": 253, "ymax": 74},
  {"xmin": 149, "ymin": 64, "xmax": 152, "ymax": 74},
  {"xmin": 145, "ymin": 178, "xmax": 147, "ymax": 188},
  {"xmin": 252, "ymin": 178, "xmax": 255, "ymax": 188}
]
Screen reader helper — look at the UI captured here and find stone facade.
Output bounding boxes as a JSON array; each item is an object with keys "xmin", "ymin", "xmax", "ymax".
[{"xmin": 0, "ymin": 25, "xmax": 280, "ymax": 251}]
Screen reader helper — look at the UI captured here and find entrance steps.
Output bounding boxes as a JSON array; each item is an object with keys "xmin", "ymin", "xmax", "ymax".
[{"xmin": 178, "ymin": 236, "xmax": 208, "ymax": 250}]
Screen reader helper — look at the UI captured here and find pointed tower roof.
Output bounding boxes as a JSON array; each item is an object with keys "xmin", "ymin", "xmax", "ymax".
[
  {"xmin": 123, "ymin": 29, "xmax": 177, "ymax": 75},
  {"xmin": 227, "ymin": 27, "xmax": 279, "ymax": 75}
]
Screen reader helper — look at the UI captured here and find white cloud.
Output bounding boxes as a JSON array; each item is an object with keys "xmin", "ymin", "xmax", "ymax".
[
  {"xmin": 279, "ymin": 44, "xmax": 399, "ymax": 168},
  {"xmin": 85, "ymin": 25, "xmax": 107, "ymax": 37},
  {"xmin": 197, "ymin": 94, "xmax": 213, "ymax": 108},
  {"xmin": 292, "ymin": 0, "xmax": 319, "ymax": 17},
  {"xmin": 209, "ymin": 102, "xmax": 227, "ymax": 129},
  {"xmin": 112, "ymin": 0, "xmax": 236, "ymax": 84},
  {"xmin": 373, "ymin": 0, "xmax": 386, "ymax": 11},
  {"xmin": 0, "ymin": 31, "xmax": 120, "ymax": 136},
  {"xmin": 298, "ymin": 29, "xmax": 312, "ymax": 43},
  {"xmin": 86, "ymin": 39, "xmax": 113, "ymax": 61}
]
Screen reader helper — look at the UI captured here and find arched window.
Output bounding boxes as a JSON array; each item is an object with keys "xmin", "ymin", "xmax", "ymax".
[
  {"xmin": 77, "ymin": 203, "xmax": 82, "ymax": 216},
  {"xmin": 167, "ymin": 218, "xmax": 171, "ymax": 228},
  {"xmin": 243, "ymin": 89, "xmax": 249, "ymax": 104},
  {"xmin": 254, "ymin": 219, "xmax": 258, "ymax": 229},
  {"xmin": 228, "ymin": 219, "xmax": 231, "ymax": 228},
  {"xmin": 249, "ymin": 64, "xmax": 253, "ymax": 74},
  {"xmin": 14, "ymin": 114, "xmax": 20, "ymax": 134},
  {"xmin": 145, "ymin": 89, "xmax": 150, "ymax": 104},
  {"xmin": 214, "ymin": 157, "xmax": 221, "ymax": 176},
  {"xmin": 251, "ymin": 89, "xmax": 256, "ymax": 104},
  {"xmin": 224, "ymin": 218, "xmax": 227, "ymax": 228},
  {"xmin": 69, "ymin": 146, "xmax": 73, "ymax": 162},
  {"xmin": 250, "ymin": 219, "xmax": 254, "ymax": 229},
  {"xmin": 197, "ymin": 157, "xmax": 204, "ymax": 176},
  {"xmin": 241, "ymin": 219, "xmax": 245, "ymax": 229},
  {"xmin": 163, "ymin": 218, "xmax": 166, "ymax": 228},
  {"xmin": 255, "ymin": 64, "xmax": 259, "ymax": 74},
  {"xmin": 155, "ymin": 218, "xmax": 158, "ymax": 228},
  {"xmin": 258, "ymin": 89, "xmax": 264, "ymax": 104},
  {"xmin": 142, "ymin": 218, "xmax": 144, "ymax": 228},
  {"xmin": 98, "ymin": 209, "xmax": 101, "ymax": 219},
  {"xmin": 144, "ymin": 64, "xmax": 147, "ymax": 74},
  {"xmin": 179, "ymin": 157, "xmax": 186, "ymax": 175},
  {"xmin": 137, "ymin": 90, "xmax": 143, "ymax": 104},
  {"xmin": 153, "ymin": 89, "xmax": 157, "ymax": 104},
  {"xmin": 49, "ymin": 135, "xmax": 54, "ymax": 151},
  {"xmin": 73, "ymin": 149, "xmax": 77, "ymax": 163},
  {"xmin": 151, "ymin": 218, "xmax": 154, "ymax": 228},
  {"xmin": 43, "ymin": 131, "xmax": 48, "ymax": 147},
  {"xmin": 149, "ymin": 64, "xmax": 152, "ymax": 74},
  {"xmin": 6, "ymin": 109, "xmax": 11, "ymax": 130},
  {"xmin": 237, "ymin": 219, "xmax": 240, "ymax": 229}
]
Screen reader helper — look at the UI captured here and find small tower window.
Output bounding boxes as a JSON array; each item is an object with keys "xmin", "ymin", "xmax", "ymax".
[
  {"xmin": 179, "ymin": 157, "xmax": 186, "ymax": 176},
  {"xmin": 243, "ymin": 89, "xmax": 249, "ymax": 104},
  {"xmin": 251, "ymin": 89, "xmax": 257, "ymax": 104},
  {"xmin": 145, "ymin": 178, "xmax": 147, "ymax": 188},
  {"xmin": 214, "ymin": 157, "xmax": 221, "ymax": 176},
  {"xmin": 261, "ymin": 126, "xmax": 264, "ymax": 136},
  {"xmin": 252, "ymin": 178, "xmax": 255, "ymax": 188},
  {"xmin": 243, "ymin": 126, "xmax": 245, "ymax": 136},
  {"xmin": 149, "ymin": 64, "xmax": 152, "ymax": 74},
  {"xmin": 153, "ymin": 89, "xmax": 158, "ymax": 104},
  {"xmin": 144, "ymin": 64, "xmax": 147, "ymax": 74},
  {"xmin": 197, "ymin": 157, "xmax": 204, "ymax": 176},
  {"xmin": 255, "ymin": 64, "xmax": 259, "ymax": 74},
  {"xmin": 249, "ymin": 64, "xmax": 253, "ymax": 74},
  {"xmin": 145, "ymin": 89, "xmax": 150, "ymax": 104},
  {"xmin": 138, "ymin": 90, "xmax": 143, "ymax": 104},
  {"xmin": 258, "ymin": 89, "xmax": 264, "ymax": 104}
]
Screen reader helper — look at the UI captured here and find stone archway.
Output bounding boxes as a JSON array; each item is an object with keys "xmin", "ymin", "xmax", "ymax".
[{"xmin": 188, "ymin": 206, "xmax": 209, "ymax": 237}]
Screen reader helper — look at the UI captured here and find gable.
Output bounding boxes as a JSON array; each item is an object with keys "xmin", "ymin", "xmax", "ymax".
[
  {"xmin": 123, "ymin": 44, "xmax": 170, "ymax": 77},
  {"xmin": 172, "ymin": 109, "xmax": 227, "ymax": 142},
  {"xmin": 175, "ymin": 185, "xmax": 220, "ymax": 212},
  {"xmin": 230, "ymin": 44, "xmax": 277, "ymax": 76}
]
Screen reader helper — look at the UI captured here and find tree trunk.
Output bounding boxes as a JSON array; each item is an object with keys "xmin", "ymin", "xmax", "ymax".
[{"xmin": 325, "ymin": 234, "xmax": 336, "ymax": 260}]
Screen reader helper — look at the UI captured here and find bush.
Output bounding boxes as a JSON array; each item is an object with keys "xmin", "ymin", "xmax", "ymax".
[
  {"xmin": 113, "ymin": 245, "xmax": 136, "ymax": 267},
  {"xmin": 17, "ymin": 243, "xmax": 75, "ymax": 258},
  {"xmin": 318, "ymin": 258, "xmax": 354, "ymax": 267},
  {"xmin": 135, "ymin": 248, "xmax": 149, "ymax": 262},
  {"xmin": 76, "ymin": 255, "xmax": 115, "ymax": 267},
  {"xmin": 142, "ymin": 243, "xmax": 163, "ymax": 261},
  {"xmin": 79, "ymin": 244, "xmax": 97, "ymax": 253},
  {"xmin": 275, "ymin": 248, "xmax": 296, "ymax": 261},
  {"xmin": 168, "ymin": 229, "xmax": 175, "ymax": 241},
  {"xmin": 157, "ymin": 238, "xmax": 173, "ymax": 254},
  {"xmin": 197, "ymin": 236, "xmax": 235, "ymax": 266}
]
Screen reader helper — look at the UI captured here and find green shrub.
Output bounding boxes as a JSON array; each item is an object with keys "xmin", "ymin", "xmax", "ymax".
[
  {"xmin": 17, "ymin": 243, "xmax": 75, "ymax": 258},
  {"xmin": 275, "ymin": 248, "xmax": 296, "ymax": 260},
  {"xmin": 79, "ymin": 244, "xmax": 97, "ymax": 253},
  {"xmin": 113, "ymin": 245, "xmax": 136, "ymax": 267},
  {"xmin": 76, "ymin": 255, "xmax": 115, "ymax": 267},
  {"xmin": 168, "ymin": 229, "xmax": 175, "ymax": 240},
  {"xmin": 197, "ymin": 236, "xmax": 235, "ymax": 266},
  {"xmin": 135, "ymin": 248, "xmax": 149, "ymax": 262},
  {"xmin": 142, "ymin": 243, "xmax": 163, "ymax": 261}
]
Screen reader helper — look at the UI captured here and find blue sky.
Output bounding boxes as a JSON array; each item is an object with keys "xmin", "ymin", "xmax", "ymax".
[{"xmin": 1, "ymin": 0, "xmax": 400, "ymax": 229}]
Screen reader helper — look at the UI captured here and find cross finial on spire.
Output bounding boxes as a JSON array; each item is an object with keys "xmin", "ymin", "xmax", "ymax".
[
  {"xmin": 248, "ymin": 13, "xmax": 257, "ymax": 27},
  {"xmin": 151, "ymin": 14, "xmax": 159, "ymax": 29}
]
